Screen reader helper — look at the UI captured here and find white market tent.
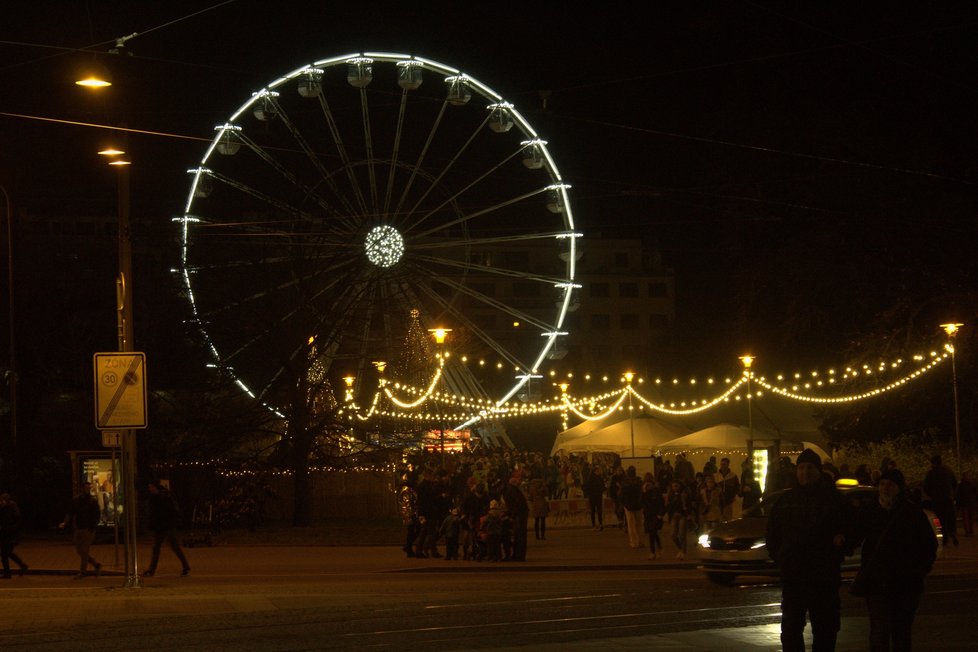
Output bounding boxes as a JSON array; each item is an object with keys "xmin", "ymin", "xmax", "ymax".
[
  {"xmin": 551, "ymin": 415, "xmax": 690, "ymax": 456},
  {"xmin": 656, "ymin": 423, "xmax": 829, "ymax": 460}
]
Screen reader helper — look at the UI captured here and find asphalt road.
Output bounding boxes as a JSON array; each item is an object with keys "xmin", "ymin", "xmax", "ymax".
[
  {"xmin": 2, "ymin": 526, "xmax": 977, "ymax": 651},
  {"xmin": 3, "ymin": 564, "xmax": 978, "ymax": 650}
]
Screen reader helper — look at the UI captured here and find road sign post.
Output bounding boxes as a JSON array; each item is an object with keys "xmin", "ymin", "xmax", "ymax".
[{"xmin": 94, "ymin": 352, "xmax": 146, "ymax": 588}]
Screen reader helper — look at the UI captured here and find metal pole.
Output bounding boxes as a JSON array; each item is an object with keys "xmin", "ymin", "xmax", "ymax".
[
  {"xmin": 629, "ymin": 390, "xmax": 635, "ymax": 458},
  {"xmin": 951, "ymin": 347, "xmax": 962, "ymax": 479},
  {"xmin": 1, "ymin": 185, "xmax": 14, "ymax": 453},
  {"xmin": 116, "ymin": 160, "xmax": 139, "ymax": 588}
]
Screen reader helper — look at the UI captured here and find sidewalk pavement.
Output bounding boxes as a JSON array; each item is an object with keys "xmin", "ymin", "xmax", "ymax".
[{"xmin": 8, "ymin": 521, "xmax": 977, "ymax": 577}]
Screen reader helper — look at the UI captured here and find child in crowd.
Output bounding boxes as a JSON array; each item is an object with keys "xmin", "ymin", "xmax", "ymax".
[{"xmin": 439, "ymin": 508, "xmax": 463, "ymax": 560}]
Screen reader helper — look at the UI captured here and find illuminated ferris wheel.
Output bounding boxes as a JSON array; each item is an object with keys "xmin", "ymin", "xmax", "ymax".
[{"xmin": 177, "ymin": 52, "xmax": 580, "ymax": 414}]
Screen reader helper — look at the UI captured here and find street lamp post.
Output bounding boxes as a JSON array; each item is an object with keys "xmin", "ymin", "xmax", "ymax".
[
  {"xmin": 1, "ymin": 185, "xmax": 15, "ymax": 454},
  {"xmin": 624, "ymin": 372, "xmax": 635, "ymax": 458},
  {"xmin": 86, "ymin": 71, "xmax": 139, "ymax": 585},
  {"xmin": 941, "ymin": 323, "xmax": 964, "ymax": 478},
  {"xmin": 739, "ymin": 355, "xmax": 755, "ymax": 460},
  {"xmin": 108, "ymin": 150, "xmax": 139, "ymax": 588},
  {"xmin": 428, "ymin": 328, "xmax": 451, "ymax": 465}
]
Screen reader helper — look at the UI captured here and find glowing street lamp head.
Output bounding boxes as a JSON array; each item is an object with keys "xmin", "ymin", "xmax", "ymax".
[
  {"xmin": 739, "ymin": 355, "xmax": 755, "ymax": 369},
  {"xmin": 372, "ymin": 360, "xmax": 387, "ymax": 374},
  {"xmin": 75, "ymin": 60, "xmax": 112, "ymax": 88},
  {"xmin": 342, "ymin": 375, "xmax": 355, "ymax": 388},
  {"xmin": 941, "ymin": 323, "xmax": 963, "ymax": 337},
  {"xmin": 428, "ymin": 327, "xmax": 451, "ymax": 345},
  {"xmin": 624, "ymin": 371, "xmax": 634, "ymax": 384}
]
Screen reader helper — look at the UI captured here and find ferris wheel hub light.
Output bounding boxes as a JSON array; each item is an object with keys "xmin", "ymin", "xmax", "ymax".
[{"xmin": 364, "ymin": 225, "xmax": 404, "ymax": 267}]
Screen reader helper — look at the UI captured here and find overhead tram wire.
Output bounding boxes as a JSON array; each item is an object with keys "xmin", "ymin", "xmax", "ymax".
[{"xmin": 556, "ymin": 114, "xmax": 976, "ymax": 186}]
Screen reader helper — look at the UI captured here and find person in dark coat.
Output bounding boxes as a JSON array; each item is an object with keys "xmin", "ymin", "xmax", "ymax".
[
  {"xmin": 766, "ymin": 449, "xmax": 854, "ymax": 652},
  {"xmin": 641, "ymin": 476, "xmax": 665, "ymax": 560},
  {"xmin": 503, "ymin": 473, "xmax": 529, "ymax": 561},
  {"xmin": 582, "ymin": 467, "xmax": 605, "ymax": 530},
  {"xmin": 0, "ymin": 493, "xmax": 28, "ymax": 578},
  {"xmin": 397, "ymin": 476, "xmax": 419, "ymax": 558},
  {"xmin": 923, "ymin": 454, "xmax": 958, "ymax": 547},
  {"xmin": 853, "ymin": 468, "xmax": 937, "ymax": 651},
  {"xmin": 59, "ymin": 481, "xmax": 103, "ymax": 579},
  {"xmin": 143, "ymin": 481, "xmax": 191, "ymax": 577}
]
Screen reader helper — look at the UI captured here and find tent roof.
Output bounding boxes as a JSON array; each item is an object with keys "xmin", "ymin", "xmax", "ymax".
[{"xmin": 551, "ymin": 415, "xmax": 690, "ymax": 456}]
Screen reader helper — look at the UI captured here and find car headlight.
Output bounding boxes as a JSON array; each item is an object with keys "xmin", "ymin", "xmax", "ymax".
[
  {"xmin": 698, "ymin": 533, "xmax": 711, "ymax": 548},
  {"xmin": 750, "ymin": 538, "xmax": 766, "ymax": 550}
]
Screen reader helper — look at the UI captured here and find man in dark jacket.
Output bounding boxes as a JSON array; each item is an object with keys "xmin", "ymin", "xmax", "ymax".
[
  {"xmin": 503, "ymin": 473, "xmax": 529, "ymax": 561},
  {"xmin": 143, "ymin": 481, "xmax": 190, "ymax": 577},
  {"xmin": 854, "ymin": 468, "xmax": 937, "ymax": 651},
  {"xmin": 582, "ymin": 467, "xmax": 605, "ymax": 530},
  {"xmin": 59, "ymin": 481, "xmax": 103, "ymax": 578},
  {"xmin": 766, "ymin": 449, "xmax": 854, "ymax": 651}
]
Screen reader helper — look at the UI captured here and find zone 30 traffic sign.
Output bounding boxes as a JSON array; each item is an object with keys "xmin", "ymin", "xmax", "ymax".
[{"xmin": 94, "ymin": 353, "xmax": 147, "ymax": 429}]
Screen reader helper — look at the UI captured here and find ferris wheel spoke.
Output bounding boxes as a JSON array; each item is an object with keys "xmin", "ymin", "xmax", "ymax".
[
  {"xmin": 392, "ymin": 100, "xmax": 448, "ymax": 224},
  {"xmin": 406, "ymin": 262, "xmax": 554, "ymax": 332},
  {"xmin": 235, "ymin": 132, "xmax": 345, "ymax": 219},
  {"xmin": 268, "ymin": 97, "xmax": 361, "ymax": 229},
  {"xmin": 412, "ymin": 186, "xmax": 550, "ymax": 239},
  {"xmin": 383, "ymin": 89, "xmax": 410, "ymax": 217},
  {"xmin": 414, "ymin": 281, "xmax": 526, "ymax": 371},
  {"xmin": 206, "ymin": 170, "xmax": 310, "ymax": 220},
  {"xmin": 317, "ymin": 93, "xmax": 369, "ymax": 217},
  {"xmin": 407, "ymin": 253, "xmax": 568, "ymax": 286},
  {"xmin": 358, "ymin": 88, "xmax": 381, "ymax": 213},
  {"xmin": 409, "ymin": 232, "xmax": 571, "ymax": 249},
  {"xmin": 197, "ymin": 252, "xmax": 358, "ymax": 320},
  {"xmin": 398, "ymin": 112, "xmax": 493, "ymax": 232},
  {"xmin": 405, "ymin": 146, "xmax": 525, "ymax": 235}
]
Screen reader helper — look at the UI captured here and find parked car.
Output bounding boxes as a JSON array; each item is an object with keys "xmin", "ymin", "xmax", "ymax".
[{"xmin": 697, "ymin": 481, "xmax": 943, "ymax": 585}]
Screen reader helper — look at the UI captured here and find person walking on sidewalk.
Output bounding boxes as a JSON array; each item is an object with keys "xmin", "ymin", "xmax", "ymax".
[
  {"xmin": 0, "ymin": 493, "xmax": 28, "ymax": 578},
  {"xmin": 59, "ymin": 481, "xmax": 102, "ymax": 579},
  {"xmin": 620, "ymin": 466, "xmax": 645, "ymax": 549},
  {"xmin": 665, "ymin": 479, "xmax": 691, "ymax": 559},
  {"xmin": 852, "ymin": 468, "xmax": 937, "ymax": 652},
  {"xmin": 143, "ymin": 481, "xmax": 190, "ymax": 577},
  {"xmin": 583, "ymin": 466, "xmax": 605, "ymax": 530},
  {"xmin": 641, "ymin": 475, "xmax": 665, "ymax": 560},
  {"xmin": 766, "ymin": 449, "xmax": 854, "ymax": 652}
]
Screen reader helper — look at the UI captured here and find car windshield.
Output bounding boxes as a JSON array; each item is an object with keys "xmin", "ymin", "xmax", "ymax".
[
  {"xmin": 743, "ymin": 486, "xmax": 876, "ymax": 519},
  {"xmin": 742, "ymin": 490, "xmax": 785, "ymax": 517}
]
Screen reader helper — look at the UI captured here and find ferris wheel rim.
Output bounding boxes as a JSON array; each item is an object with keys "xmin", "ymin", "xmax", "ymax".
[{"xmin": 178, "ymin": 51, "xmax": 581, "ymax": 418}]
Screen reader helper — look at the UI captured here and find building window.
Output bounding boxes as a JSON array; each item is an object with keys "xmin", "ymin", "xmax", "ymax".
[
  {"xmin": 469, "ymin": 251, "xmax": 492, "ymax": 267},
  {"xmin": 470, "ymin": 282, "xmax": 495, "ymax": 297},
  {"xmin": 649, "ymin": 313, "xmax": 670, "ymax": 329},
  {"xmin": 648, "ymin": 282, "xmax": 667, "ymax": 298},
  {"xmin": 619, "ymin": 282, "xmax": 638, "ymax": 298},
  {"xmin": 590, "ymin": 282, "xmax": 609, "ymax": 298},
  {"xmin": 503, "ymin": 251, "xmax": 529, "ymax": 267},
  {"xmin": 512, "ymin": 282, "xmax": 540, "ymax": 297},
  {"xmin": 620, "ymin": 314, "xmax": 640, "ymax": 329},
  {"xmin": 591, "ymin": 314, "xmax": 610, "ymax": 329}
]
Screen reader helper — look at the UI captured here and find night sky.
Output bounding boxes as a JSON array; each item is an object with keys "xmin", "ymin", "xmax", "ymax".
[{"xmin": 3, "ymin": 0, "xmax": 977, "ymax": 385}]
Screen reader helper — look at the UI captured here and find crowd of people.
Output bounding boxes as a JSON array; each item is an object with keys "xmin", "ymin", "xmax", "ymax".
[{"xmin": 396, "ymin": 446, "xmax": 975, "ymax": 573}]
